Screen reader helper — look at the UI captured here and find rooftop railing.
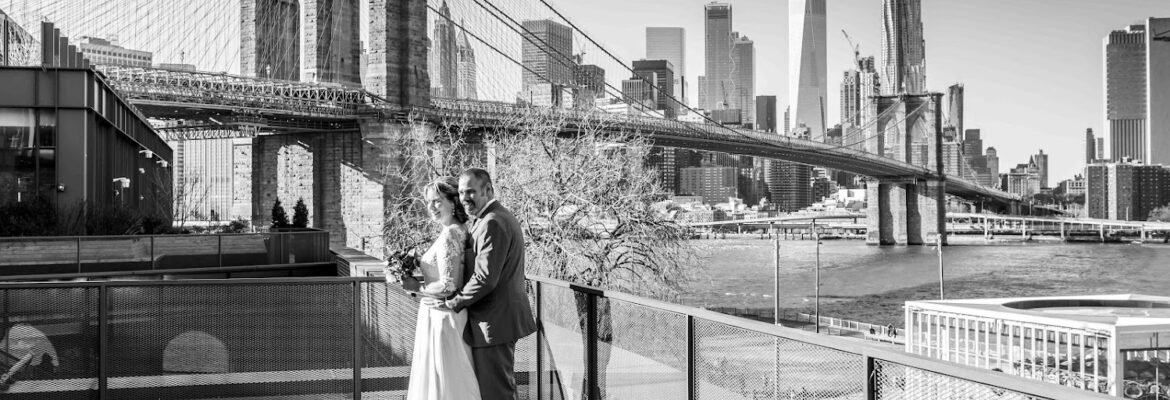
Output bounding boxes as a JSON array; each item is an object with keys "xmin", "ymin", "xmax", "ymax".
[{"xmin": 0, "ymin": 275, "xmax": 1112, "ymax": 399}]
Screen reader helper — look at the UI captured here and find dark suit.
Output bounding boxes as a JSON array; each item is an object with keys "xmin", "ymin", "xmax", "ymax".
[{"xmin": 448, "ymin": 201, "xmax": 536, "ymax": 399}]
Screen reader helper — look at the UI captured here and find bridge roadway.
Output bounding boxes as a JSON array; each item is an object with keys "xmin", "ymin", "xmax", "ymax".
[{"xmin": 95, "ymin": 66, "xmax": 1019, "ymax": 205}]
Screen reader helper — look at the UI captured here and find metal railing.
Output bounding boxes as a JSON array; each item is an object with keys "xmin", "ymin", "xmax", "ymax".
[
  {"xmin": 0, "ymin": 231, "xmax": 330, "ymax": 279},
  {"xmin": 0, "ymin": 275, "xmax": 1113, "ymax": 399}
]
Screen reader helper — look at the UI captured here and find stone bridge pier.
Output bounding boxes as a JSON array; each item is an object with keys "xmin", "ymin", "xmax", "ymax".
[{"xmin": 866, "ymin": 178, "xmax": 947, "ymax": 246}]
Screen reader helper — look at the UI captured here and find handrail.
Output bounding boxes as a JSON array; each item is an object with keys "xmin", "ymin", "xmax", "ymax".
[{"xmin": 525, "ymin": 274, "xmax": 1115, "ymax": 399}]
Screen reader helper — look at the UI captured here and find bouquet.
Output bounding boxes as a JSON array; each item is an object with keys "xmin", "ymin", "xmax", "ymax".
[{"xmin": 384, "ymin": 248, "xmax": 421, "ymax": 285}]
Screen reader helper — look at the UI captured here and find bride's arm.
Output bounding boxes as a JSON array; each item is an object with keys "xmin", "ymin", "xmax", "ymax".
[{"xmin": 419, "ymin": 226, "xmax": 461, "ymax": 298}]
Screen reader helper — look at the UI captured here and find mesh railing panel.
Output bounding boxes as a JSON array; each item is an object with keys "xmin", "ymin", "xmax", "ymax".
[
  {"xmin": 693, "ymin": 317, "xmax": 864, "ymax": 400},
  {"xmin": 874, "ymin": 359, "xmax": 1049, "ymax": 400},
  {"xmin": 516, "ymin": 280, "xmax": 538, "ymax": 400},
  {"xmin": 595, "ymin": 298, "xmax": 688, "ymax": 400},
  {"xmin": 106, "ymin": 282, "xmax": 355, "ymax": 399},
  {"xmin": 359, "ymin": 281, "xmax": 417, "ymax": 399},
  {"xmin": 0, "ymin": 286, "xmax": 99, "ymax": 399},
  {"xmin": 540, "ymin": 284, "xmax": 587, "ymax": 399}
]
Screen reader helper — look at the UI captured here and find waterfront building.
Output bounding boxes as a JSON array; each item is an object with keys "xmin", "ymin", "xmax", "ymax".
[
  {"xmin": 645, "ymin": 27, "xmax": 686, "ymax": 107},
  {"xmin": 1, "ymin": 7, "xmax": 35, "ymax": 67},
  {"xmin": 77, "ymin": 36, "xmax": 151, "ymax": 68},
  {"xmin": 0, "ymin": 65, "xmax": 173, "ymax": 216},
  {"xmin": 1105, "ymin": 19, "xmax": 1170, "ymax": 165},
  {"xmin": 632, "ymin": 59, "xmax": 677, "ymax": 118},
  {"xmin": 906, "ymin": 294, "xmax": 1170, "ymax": 397},
  {"xmin": 241, "ymin": 0, "xmax": 299, "ymax": 80},
  {"xmin": 170, "ymin": 138, "xmax": 253, "ymax": 221},
  {"xmin": 648, "ymin": 146, "xmax": 678, "ymax": 194},
  {"xmin": 679, "ymin": 166, "xmax": 737, "ymax": 205},
  {"xmin": 521, "ymin": 19, "xmax": 574, "ymax": 93},
  {"xmin": 301, "ymin": 0, "xmax": 361, "ymax": 86},
  {"xmin": 880, "ymin": 0, "xmax": 926, "ymax": 95},
  {"xmin": 456, "ymin": 28, "xmax": 477, "ymax": 100},
  {"xmin": 789, "ymin": 0, "xmax": 827, "ymax": 140},
  {"xmin": 770, "ymin": 160, "xmax": 812, "ymax": 212},
  {"xmin": 1086, "ymin": 161, "xmax": 1170, "ymax": 220},
  {"xmin": 703, "ymin": 3, "xmax": 732, "ymax": 110},
  {"xmin": 755, "ymin": 95, "xmax": 777, "ymax": 133},
  {"xmin": 1004, "ymin": 160, "xmax": 1041, "ymax": 198},
  {"xmin": 429, "ymin": 1, "xmax": 459, "ymax": 98}
]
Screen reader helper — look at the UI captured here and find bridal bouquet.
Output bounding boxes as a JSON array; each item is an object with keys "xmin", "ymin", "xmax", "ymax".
[{"xmin": 384, "ymin": 248, "xmax": 421, "ymax": 284}]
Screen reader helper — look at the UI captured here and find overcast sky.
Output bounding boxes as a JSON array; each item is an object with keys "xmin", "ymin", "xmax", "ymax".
[{"xmin": 553, "ymin": 0, "xmax": 1170, "ymax": 183}]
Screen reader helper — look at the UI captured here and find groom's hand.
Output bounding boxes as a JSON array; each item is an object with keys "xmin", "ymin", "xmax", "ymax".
[{"xmin": 421, "ymin": 297, "xmax": 451, "ymax": 310}]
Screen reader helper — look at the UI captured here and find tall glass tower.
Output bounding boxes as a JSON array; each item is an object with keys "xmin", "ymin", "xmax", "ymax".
[
  {"xmin": 703, "ymin": 3, "xmax": 732, "ymax": 111},
  {"xmin": 788, "ymin": 0, "xmax": 826, "ymax": 139},
  {"xmin": 880, "ymin": 0, "xmax": 925, "ymax": 95}
]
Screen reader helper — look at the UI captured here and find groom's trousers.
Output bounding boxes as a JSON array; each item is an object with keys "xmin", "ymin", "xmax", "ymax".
[{"xmin": 471, "ymin": 341, "xmax": 517, "ymax": 400}]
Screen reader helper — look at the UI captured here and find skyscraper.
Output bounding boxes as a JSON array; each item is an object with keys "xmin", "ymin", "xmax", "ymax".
[
  {"xmin": 301, "ymin": 0, "xmax": 361, "ymax": 86},
  {"xmin": 731, "ymin": 33, "xmax": 755, "ymax": 125},
  {"xmin": 429, "ymin": 1, "xmax": 459, "ymax": 98},
  {"xmin": 948, "ymin": 83, "xmax": 964, "ymax": 136},
  {"xmin": 1032, "ymin": 150, "xmax": 1049, "ymax": 189},
  {"xmin": 574, "ymin": 64, "xmax": 605, "ymax": 109},
  {"xmin": 789, "ymin": 0, "xmax": 827, "ymax": 139},
  {"xmin": 521, "ymin": 19, "xmax": 574, "ymax": 96},
  {"xmin": 241, "ymin": 0, "xmax": 299, "ymax": 80},
  {"xmin": 703, "ymin": 3, "xmax": 732, "ymax": 111},
  {"xmin": 756, "ymin": 95, "xmax": 777, "ymax": 133},
  {"xmin": 880, "ymin": 0, "xmax": 926, "ymax": 95},
  {"xmin": 456, "ymin": 27, "xmax": 478, "ymax": 100},
  {"xmin": 1105, "ymin": 24, "xmax": 1148, "ymax": 162},
  {"xmin": 646, "ymin": 27, "xmax": 686, "ymax": 107},
  {"xmin": 840, "ymin": 57, "xmax": 877, "ymax": 127},
  {"xmin": 1085, "ymin": 128, "xmax": 1097, "ymax": 164}
]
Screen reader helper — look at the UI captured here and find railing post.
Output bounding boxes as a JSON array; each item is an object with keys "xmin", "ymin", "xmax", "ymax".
[
  {"xmin": 535, "ymin": 282, "xmax": 544, "ymax": 399},
  {"xmin": 353, "ymin": 280, "xmax": 362, "ymax": 399},
  {"xmin": 150, "ymin": 236, "xmax": 155, "ymax": 270},
  {"xmin": 687, "ymin": 314, "xmax": 696, "ymax": 400},
  {"xmin": 76, "ymin": 237, "xmax": 82, "ymax": 274},
  {"xmin": 98, "ymin": 284, "xmax": 108, "ymax": 398},
  {"xmin": 864, "ymin": 355, "xmax": 877, "ymax": 400},
  {"xmin": 218, "ymin": 234, "xmax": 223, "ymax": 267},
  {"xmin": 585, "ymin": 293, "xmax": 599, "ymax": 400}
]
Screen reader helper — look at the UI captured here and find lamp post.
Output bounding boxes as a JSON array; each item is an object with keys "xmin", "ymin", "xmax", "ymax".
[{"xmin": 813, "ymin": 219, "xmax": 821, "ymax": 334}]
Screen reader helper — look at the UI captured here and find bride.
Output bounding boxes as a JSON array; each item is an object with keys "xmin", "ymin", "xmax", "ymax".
[{"xmin": 396, "ymin": 177, "xmax": 481, "ymax": 400}]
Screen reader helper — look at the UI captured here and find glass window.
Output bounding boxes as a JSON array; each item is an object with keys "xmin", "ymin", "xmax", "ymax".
[
  {"xmin": 0, "ymin": 109, "xmax": 34, "ymax": 150},
  {"xmin": 38, "ymin": 110, "xmax": 56, "ymax": 148}
]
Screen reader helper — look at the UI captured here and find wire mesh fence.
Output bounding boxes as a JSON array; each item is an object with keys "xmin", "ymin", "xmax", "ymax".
[{"xmin": 0, "ymin": 277, "xmax": 1113, "ymax": 399}]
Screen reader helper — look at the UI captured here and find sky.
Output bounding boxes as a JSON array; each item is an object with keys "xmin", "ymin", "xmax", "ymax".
[{"xmin": 552, "ymin": 0, "xmax": 1170, "ymax": 184}]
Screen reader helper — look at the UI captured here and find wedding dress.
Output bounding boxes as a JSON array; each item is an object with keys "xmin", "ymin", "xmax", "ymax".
[{"xmin": 406, "ymin": 224, "xmax": 482, "ymax": 400}]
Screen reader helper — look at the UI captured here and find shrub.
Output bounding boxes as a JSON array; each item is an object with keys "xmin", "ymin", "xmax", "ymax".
[
  {"xmin": 292, "ymin": 198, "xmax": 309, "ymax": 228},
  {"xmin": 271, "ymin": 198, "xmax": 290, "ymax": 228}
]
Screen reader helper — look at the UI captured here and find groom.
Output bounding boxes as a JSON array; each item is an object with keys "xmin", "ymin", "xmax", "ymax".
[{"xmin": 430, "ymin": 168, "xmax": 536, "ymax": 399}]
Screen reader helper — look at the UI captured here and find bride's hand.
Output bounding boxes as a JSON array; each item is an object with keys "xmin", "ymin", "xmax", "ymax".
[{"xmin": 383, "ymin": 267, "xmax": 401, "ymax": 283}]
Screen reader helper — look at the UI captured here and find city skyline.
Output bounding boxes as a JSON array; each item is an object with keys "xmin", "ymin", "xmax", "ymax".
[{"xmin": 556, "ymin": 0, "xmax": 1170, "ymax": 185}]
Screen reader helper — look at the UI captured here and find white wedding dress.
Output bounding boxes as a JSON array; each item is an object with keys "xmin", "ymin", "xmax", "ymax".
[{"xmin": 406, "ymin": 224, "xmax": 482, "ymax": 400}]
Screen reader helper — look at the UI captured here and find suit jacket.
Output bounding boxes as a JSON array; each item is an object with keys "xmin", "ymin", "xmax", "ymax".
[{"xmin": 448, "ymin": 201, "xmax": 537, "ymax": 347}]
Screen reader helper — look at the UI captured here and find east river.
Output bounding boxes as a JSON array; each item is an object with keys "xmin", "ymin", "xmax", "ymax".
[{"xmin": 680, "ymin": 237, "xmax": 1170, "ymax": 327}]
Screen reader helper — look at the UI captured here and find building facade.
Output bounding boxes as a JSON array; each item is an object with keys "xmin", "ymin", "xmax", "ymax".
[
  {"xmin": 1105, "ymin": 24, "xmax": 1149, "ymax": 162},
  {"xmin": 755, "ymin": 95, "xmax": 777, "ymax": 133},
  {"xmin": 521, "ymin": 19, "xmax": 574, "ymax": 104},
  {"xmin": 0, "ymin": 66, "xmax": 173, "ymax": 217},
  {"xmin": 1086, "ymin": 162, "xmax": 1170, "ymax": 220},
  {"xmin": 77, "ymin": 36, "xmax": 152, "ymax": 67},
  {"xmin": 240, "ymin": 0, "xmax": 299, "ymax": 80},
  {"xmin": 947, "ymin": 83, "xmax": 964, "ymax": 137},
  {"xmin": 1085, "ymin": 128, "xmax": 1097, "ymax": 164},
  {"xmin": 456, "ymin": 29, "xmax": 477, "ymax": 100},
  {"xmin": 880, "ymin": 0, "xmax": 926, "ymax": 95},
  {"xmin": 789, "ymin": 0, "xmax": 826, "ymax": 138},
  {"xmin": 680, "ymin": 166, "xmax": 737, "ymax": 205},
  {"xmin": 632, "ymin": 59, "xmax": 677, "ymax": 118}
]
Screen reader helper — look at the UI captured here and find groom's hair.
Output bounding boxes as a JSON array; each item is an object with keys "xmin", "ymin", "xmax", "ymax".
[{"xmin": 459, "ymin": 168, "xmax": 493, "ymax": 191}]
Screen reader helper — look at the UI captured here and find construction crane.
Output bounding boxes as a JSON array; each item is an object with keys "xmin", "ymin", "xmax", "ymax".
[{"xmin": 841, "ymin": 30, "xmax": 862, "ymax": 70}]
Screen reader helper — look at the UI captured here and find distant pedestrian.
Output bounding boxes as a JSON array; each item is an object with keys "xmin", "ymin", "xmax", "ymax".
[
  {"xmin": 869, "ymin": 327, "xmax": 876, "ymax": 335},
  {"xmin": 887, "ymin": 323, "xmax": 896, "ymax": 338}
]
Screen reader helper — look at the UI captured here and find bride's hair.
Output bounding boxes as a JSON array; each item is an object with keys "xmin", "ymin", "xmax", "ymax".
[{"xmin": 425, "ymin": 176, "xmax": 469, "ymax": 224}]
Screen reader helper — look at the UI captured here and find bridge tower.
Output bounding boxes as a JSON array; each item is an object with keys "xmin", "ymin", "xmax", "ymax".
[{"xmin": 865, "ymin": 93, "xmax": 947, "ymax": 245}]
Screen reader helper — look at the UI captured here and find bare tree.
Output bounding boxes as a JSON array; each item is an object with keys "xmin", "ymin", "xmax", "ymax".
[{"xmin": 154, "ymin": 167, "xmax": 210, "ymax": 229}]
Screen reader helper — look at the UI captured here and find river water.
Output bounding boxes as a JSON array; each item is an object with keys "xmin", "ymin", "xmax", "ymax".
[{"xmin": 681, "ymin": 237, "xmax": 1170, "ymax": 327}]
